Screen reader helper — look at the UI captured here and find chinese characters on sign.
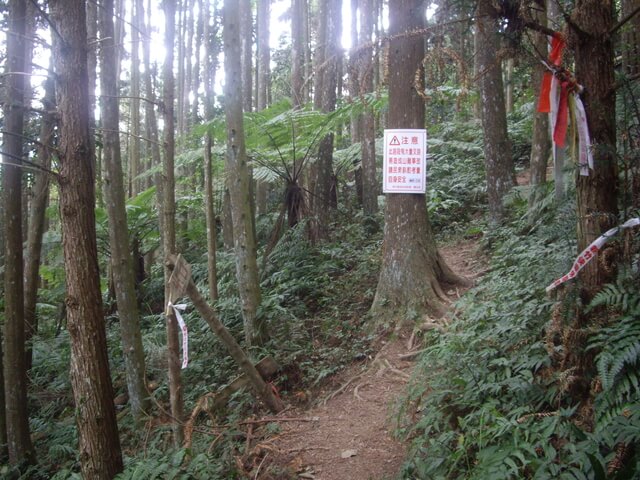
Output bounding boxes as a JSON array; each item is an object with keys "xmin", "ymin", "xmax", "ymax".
[{"xmin": 383, "ymin": 129, "xmax": 427, "ymax": 194}]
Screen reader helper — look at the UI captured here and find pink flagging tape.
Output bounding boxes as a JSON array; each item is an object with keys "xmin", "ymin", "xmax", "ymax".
[
  {"xmin": 167, "ymin": 302, "xmax": 189, "ymax": 369},
  {"xmin": 546, "ymin": 218, "xmax": 640, "ymax": 293}
]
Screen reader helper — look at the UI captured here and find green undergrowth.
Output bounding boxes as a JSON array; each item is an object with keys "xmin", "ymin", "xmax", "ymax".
[
  {"xmin": 400, "ymin": 197, "xmax": 640, "ymax": 479},
  {"xmin": 20, "ymin": 213, "xmax": 383, "ymax": 479}
]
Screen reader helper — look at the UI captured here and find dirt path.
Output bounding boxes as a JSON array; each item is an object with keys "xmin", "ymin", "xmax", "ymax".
[{"xmin": 252, "ymin": 239, "xmax": 485, "ymax": 479}]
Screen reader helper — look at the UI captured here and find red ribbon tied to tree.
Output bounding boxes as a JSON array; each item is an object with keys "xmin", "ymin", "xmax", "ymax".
[
  {"xmin": 537, "ymin": 31, "xmax": 593, "ymax": 175},
  {"xmin": 537, "ymin": 32, "xmax": 565, "ymax": 113}
]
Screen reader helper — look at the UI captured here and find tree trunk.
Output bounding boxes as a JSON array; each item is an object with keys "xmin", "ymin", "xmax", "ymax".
[
  {"xmin": 547, "ymin": 0, "xmax": 566, "ymax": 203},
  {"xmin": 224, "ymin": 0, "xmax": 266, "ymax": 347},
  {"xmin": 167, "ymin": 263, "xmax": 283, "ymax": 413},
  {"xmin": 222, "ymin": 187, "xmax": 234, "ymax": 249},
  {"xmin": 50, "ymin": 0, "xmax": 124, "ymax": 476},
  {"xmin": 140, "ymin": 0, "xmax": 163, "ymax": 195},
  {"xmin": 176, "ymin": 0, "xmax": 187, "ymax": 137},
  {"xmin": 256, "ymin": 0, "xmax": 271, "ymax": 215},
  {"xmin": 359, "ymin": 0, "xmax": 378, "ymax": 216},
  {"xmin": 99, "ymin": 0, "xmax": 150, "ymax": 423},
  {"xmin": 86, "ymin": 0, "xmax": 100, "ymax": 202},
  {"xmin": 528, "ymin": 2, "xmax": 551, "ymax": 209},
  {"xmin": 204, "ymin": 134, "xmax": 219, "ymax": 302},
  {"xmin": 0, "ymin": 331, "xmax": 6, "ymax": 461},
  {"xmin": 621, "ymin": 0, "xmax": 640, "ymax": 209},
  {"xmin": 371, "ymin": 0, "xmax": 467, "ymax": 324},
  {"xmin": 2, "ymin": 0, "xmax": 35, "ymax": 465},
  {"xmin": 504, "ymin": 57, "xmax": 514, "ymax": 114},
  {"xmin": 191, "ymin": 0, "xmax": 202, "ymax": 124},
  {"xmin": 130, "ymin": 0, "xmax": 142, "ymax": 197},
  {"xmin": 476, "ymin": 0, "xmax": 515, "ymax": 224},
  {"xmin": 24, "ymin": 74, "xmax": 56, "ymax": 372},
  {"xmin": 349, "ymin": 0, "xmax": 363, "ymax": 207},
  {"xmin": 202, "ymin": 0, "xmax": 219, "ymax": 121},
  {"xmin": 291, "ymin": 0, "xmax": 306, "ymax": 107},
  {"xmin": 241, "ymin": 0, "xmax": 254, "ymax": 112},
  {"xmin": 621, "ymin": 0, "xmax": 640, "ymax": 77},
  {"xmin": 314, "ymin": 0, "xmax": 341, "ymax": 240},
  {"xmin": 570, "ymin": 0, "xmax": 618, "ymax": 290},
  {"xmin": 161, "ymin": 0, "xmax": 184, "ymax": 446}
]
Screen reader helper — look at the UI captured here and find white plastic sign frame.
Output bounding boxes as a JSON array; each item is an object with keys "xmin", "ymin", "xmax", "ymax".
[{"xmin": 382, "ymin": 128, "xmax": 427, "ymax": 194}]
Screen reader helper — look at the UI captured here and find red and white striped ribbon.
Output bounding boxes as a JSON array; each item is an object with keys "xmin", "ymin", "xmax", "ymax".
[{"xmin": 546, "ymin": 218, "xmax": 640, "ymax": 293}]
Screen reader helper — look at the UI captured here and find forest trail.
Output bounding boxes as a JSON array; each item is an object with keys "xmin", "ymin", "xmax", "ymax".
[{"xmin": 250, "ymin": 238, "xmax": 486, "ymax": 479}]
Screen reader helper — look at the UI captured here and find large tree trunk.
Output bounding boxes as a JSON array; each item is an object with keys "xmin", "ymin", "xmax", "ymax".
[
  {"xmin": 475, "ymin": 0, "xmax": 515, "ymax": 224},
  {"xmin": 50, "ymin": 0, "xmax": 124, "ymax": 476},
  {"xmin": 99, "ymin": 0, "xmax": 150, "ymax": 423},
  {"xmin": 2, "ymin": 0, "xmax": 35, "ymax": 465},
  {"xmin": 161, "ymin": 0, "xmax": 184, "ymax": 447},
  {"xmin": 570, "ymin": 0, "xmax": 618, "ymax": 290},
  {"xmin": 371, "ymin": 0, "xmax": 466, "ymax": 324},
  {"xmin": 223, "ymin": 0, "xmax": 266, "ymax": 347},
  {"xmin": 24, "ymin": 75, "xmax": 56, "ymax": 372}
]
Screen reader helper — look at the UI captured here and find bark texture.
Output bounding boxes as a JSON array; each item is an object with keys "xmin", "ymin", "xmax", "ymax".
[
  {"xmin": 570, "ymin": 0, "xmax": 618, "ymax": 290},
  {"xmin": 51, "ymin": 0, "xmax": 124, "ymax": 476},
  {"xmin": 224, "ymin": 0, "xmax": 266, "ymax": 347},
  {"xmin": 476, "ymin": 0, "xmax": 515, "ymax": 224},
  {"xmin": 371, "ymin": 0, "xmax": 465, "ymax": 324},
  {"xmin": 241, "ymin": 0, "xmax": 254, "ymax": 112},
  {"xmin": 24, "ymin": 75, "xmax": 56, "ymax": 372},
  {"xmin": 2, "ymin": 0, "xmax": 35, "ymax": 464},
  {"xmin": 99, "ymin": 0, "xmax": 150, "ymax": 422},
  {"xmin": 161, "ymin": 0, "xmax": 184, "ymax": 446}
]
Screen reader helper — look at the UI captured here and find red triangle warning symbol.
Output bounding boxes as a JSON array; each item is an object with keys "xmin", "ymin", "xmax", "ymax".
[{"xmin": 389, "ymin": 135, "xmax": 401, "ymax": 146}]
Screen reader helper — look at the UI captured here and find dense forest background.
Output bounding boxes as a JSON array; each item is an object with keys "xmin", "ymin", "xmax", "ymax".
[{"xmin": 1, "ymin": 0, "xmax": 639, "ymax": 478}]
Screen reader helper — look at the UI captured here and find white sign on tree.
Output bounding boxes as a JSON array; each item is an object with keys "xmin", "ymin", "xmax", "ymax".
[{"xmin": 382, "ymin": 129, "xmax": 427, "ymax": 194}]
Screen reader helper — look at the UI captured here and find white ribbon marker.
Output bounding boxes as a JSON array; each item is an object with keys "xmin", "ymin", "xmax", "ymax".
[
  {"xmin": 167, "ymin": 302, "xmax": 189, "ymax": 369},
  {"xmin": 574, "ymin": 94, "xmax": 593, "ymax": 176},
  {"xmin": 546, "ymin": 218, "xmax": 640, "ymax": 293}
]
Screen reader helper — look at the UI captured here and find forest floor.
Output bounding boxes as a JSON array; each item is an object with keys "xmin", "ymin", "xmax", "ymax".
[{"xmin": 249, "ymin": 238, "xmax": 487, "ymax": 479}]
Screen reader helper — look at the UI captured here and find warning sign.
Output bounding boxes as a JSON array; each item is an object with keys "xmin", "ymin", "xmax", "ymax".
[{"xmin": 383, "ymin": 129, "xmax": 427, "ymax": 194}]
